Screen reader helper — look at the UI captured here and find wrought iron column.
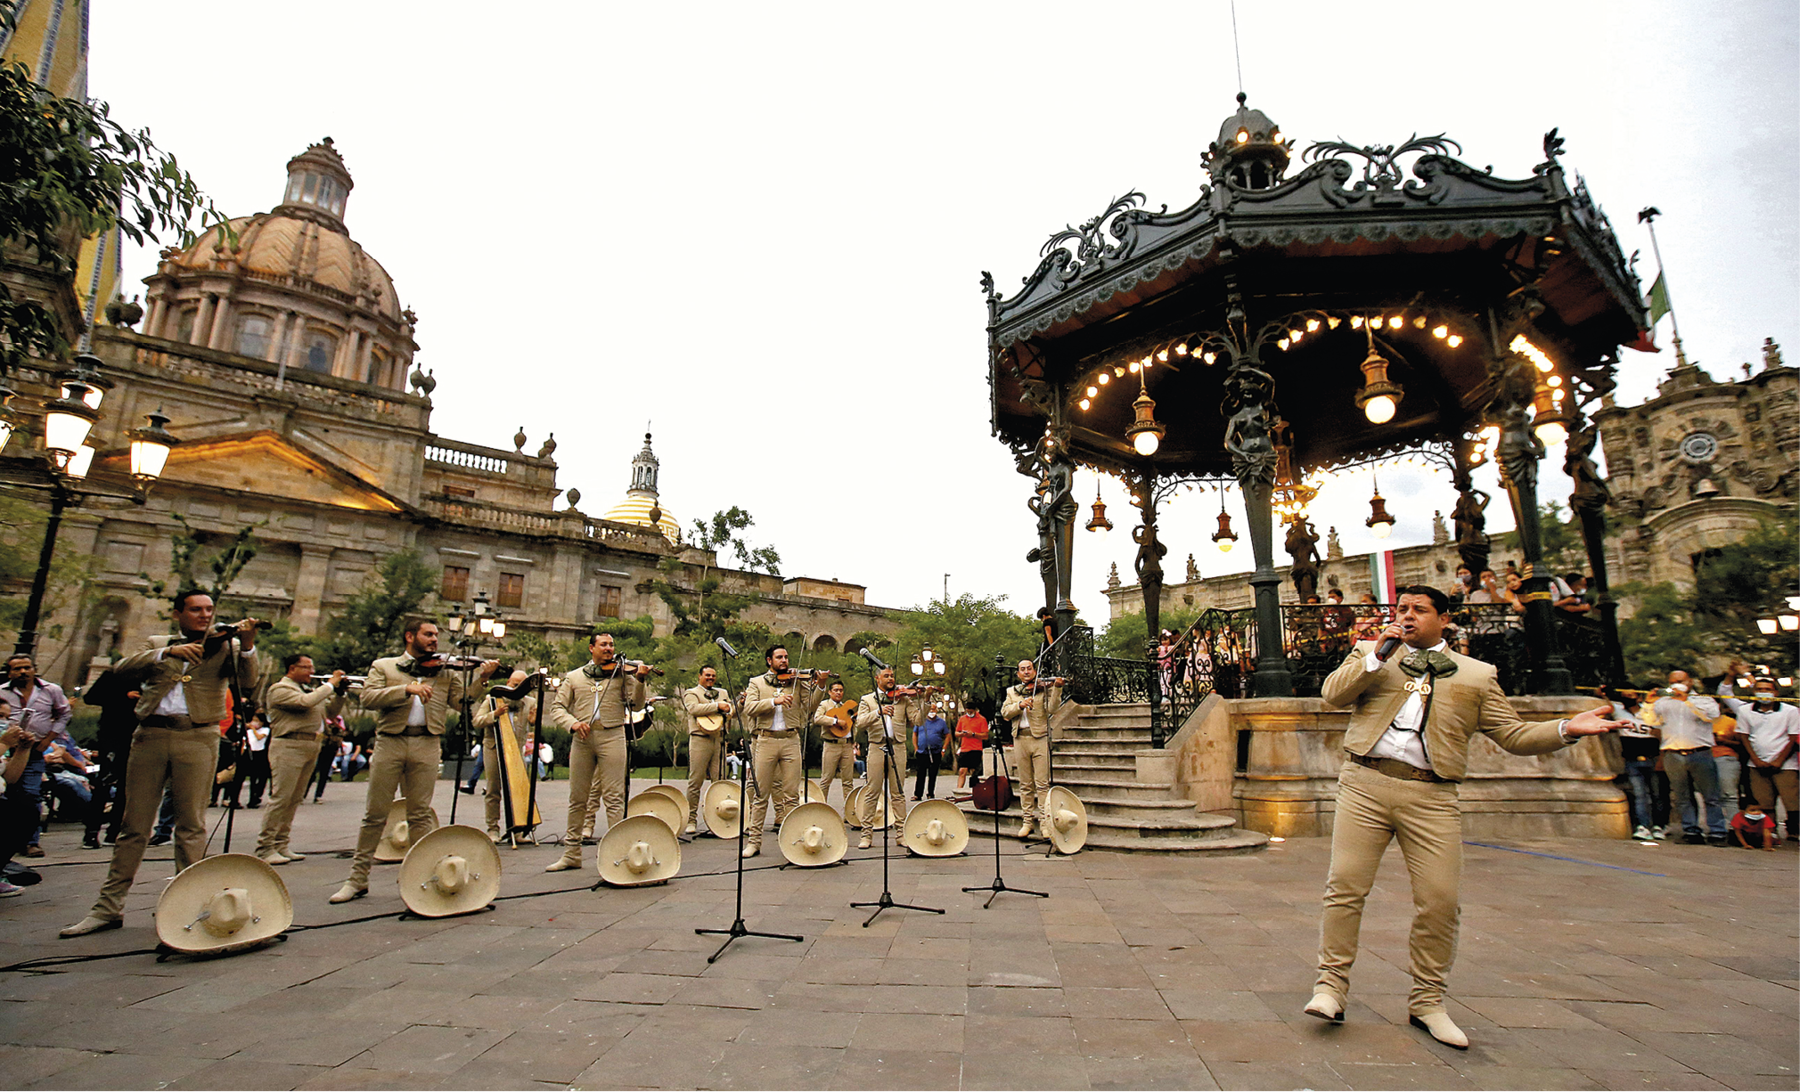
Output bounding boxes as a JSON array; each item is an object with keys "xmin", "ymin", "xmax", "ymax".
[
  {"xmin": 1493, "ymin": 361, "xmax": 1573, "ymax": 694},
  {"xmin": 1224, "ymin": 365, "xmax": 1292, "ymax": 697},
  {"xmin": 1567, "ymin": 416, "xmax": 1626, "ymax": 686},
  {"xmin": 14, "ymin": 483, "xmax": 68, "ymax": 659}
]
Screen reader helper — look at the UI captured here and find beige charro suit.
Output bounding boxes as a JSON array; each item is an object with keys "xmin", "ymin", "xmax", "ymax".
[
  {"xmin": 681, "ymin": 684, "xmax": 731, "ymax": 826},
  {"xmin": 854, "ymin": 689, "xmax": 925, "ymax": 836},
  {"xmin": 1002, "ymin": 682, "xmax": 1064, "ymax": 828},
  {"xmin": 471, "ymin": 692, "xmax": 538, "ymax": 836},
  {"xmin": 740, "ymin": 672, "xmax": 826, "ymax": 847},
  {"xmin": 255, "ymin": 676, "xmax": 344, "ymax": 859},
  {"xmin": 813, "ymin": 697, "xmax": 858, "ymax": 807},
  {"xmin": 1316, "ymin": 640, "xmax": 1570, "ymax": 1016},
  {"xmin": 86, "ymin": 631, "xmax": 259, "ymax": 921},
  {"xmin": 547, "ymin": 665, "xmax": 645, "ymax": 862},
  {"xmin": 344, "ymin": 654, "xmax": 482, "ymax": 888}
]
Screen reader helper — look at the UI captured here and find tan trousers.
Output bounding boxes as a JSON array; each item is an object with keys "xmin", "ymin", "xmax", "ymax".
[
  {"xmin": 348, "ymin": 734, "xmax": 441, "ymax": 888},
  {"xmin": 820, "ymin": 740, "xmax": 856, "ymax": 807},
  {"xmin": 1316, "ymin": 761, "xmax": 1463, "ymax": 1016},
  {"xmin": 685, "ymin": 732, "xmax": 724, "ymax": 824},
  {"xmin": 1014, "ymin": 732, "xmax": 1050, "ymax": 826},
  {"xmin": 480, "ymin": 731, "xmax": 503, "ymax": 834},
  {"xmin": 1747, "ymin": 767, "xmax": 1798, "ymax": 826},
  {"xmin": 90, "ymin": 723, "xmax": 217, "ymax": 920},
  {"xmin": 861, "ymin": 740, "xmax": 908, "ymax": 836},
  {"xmin": 562, "ymin": 726, "xmax": 625, "ymax": 859},
  {"xmin": 255, "ymin": 736, "xmax": 320, "ymax": 858},
  {"xmin": 748, "ymin": 733, "xmax": 801, "ymax": 846}
]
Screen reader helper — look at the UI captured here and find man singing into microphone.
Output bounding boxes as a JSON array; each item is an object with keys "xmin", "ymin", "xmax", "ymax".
[
  {"xmin": 1305, "ymin": 585, "xmax": 1626, "ymax": 1048},
  {"xmin": 738, "ymin": 645, "xmax": 828, "ymax": 858}
]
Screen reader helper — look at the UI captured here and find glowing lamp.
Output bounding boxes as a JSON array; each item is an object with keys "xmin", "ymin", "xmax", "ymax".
[
  {"xmin": 41, "ymin": 387, "xmax": 99, "ymax": 469},
  {"xmin": 127, "ymin": 408, "xmax": 178, "ymax": 489},
  {"xmin": 1354, "ymin": 345, "xmax": 1404, "ymax": 425},
  {"xmin": 1125, "ymin": 389, "xmax": 1163, "ymax": 456}
]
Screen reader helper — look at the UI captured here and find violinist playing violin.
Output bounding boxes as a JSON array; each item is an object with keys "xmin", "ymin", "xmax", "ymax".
[
  {"xmin": 738, "ymin": 645, "xmax": 831, "ymax": 858},
  {"xmin": 854, "ymin": 666, "xmax": 933, "ymax": 850},
  {"xmin": 330, "ymin": 619, "xmax": 498, "ymax": 904},
  {"xmin": 63, "ymin": 591, "xmax": 265, "ymax": 937},
  {"xmin": 545, "ymin": 632, "xmax": 650, "ymax": 872},
  {"xmin": 1001, "ymin": 660, "xmax": 1066, "ymax": 840}
]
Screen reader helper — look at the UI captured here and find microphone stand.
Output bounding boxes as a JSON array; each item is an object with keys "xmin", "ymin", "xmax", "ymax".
[
  {"xmin": 695, "ymin": 647, "xmax": 802, "ymax": 962},
  {"xmin": 963, "ymin": 716, "xmax": 1048, "ymax": 908},
  {"xmin": 449, "ymin": 658, "xmax": 478, "ymax": 827},
  {"xmin": 851, "ymin": 676, "xmax": 944, "ymax": 928},
  {"xmin": 217, "ymin": 632, "xmax": 249, "ymax": 854}
]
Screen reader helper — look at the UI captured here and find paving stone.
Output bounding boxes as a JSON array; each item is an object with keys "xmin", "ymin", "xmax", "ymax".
[{"xmin": 961, "ymin": 1051, "xmax": 1093, "ymax": 1090}]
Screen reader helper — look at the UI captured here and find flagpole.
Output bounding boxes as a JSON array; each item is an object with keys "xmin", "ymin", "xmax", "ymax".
[{"xmin": 1637, "ymin": 207, "xmax": 1688, "ymax": 368}]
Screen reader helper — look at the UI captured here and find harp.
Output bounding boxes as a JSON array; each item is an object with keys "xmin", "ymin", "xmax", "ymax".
[{"xmin": 494, "ymin": 705, "xmax": 542, "ymax": 834}]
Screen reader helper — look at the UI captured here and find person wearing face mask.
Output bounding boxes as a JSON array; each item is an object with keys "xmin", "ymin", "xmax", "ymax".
[
  {"xmin": 1653, "ymin": 670, "xmax": 1726, "ymax": 845},
  {"xmin": 1718, "ymin": 670, "xmax": 1798, "ymax": 843}
]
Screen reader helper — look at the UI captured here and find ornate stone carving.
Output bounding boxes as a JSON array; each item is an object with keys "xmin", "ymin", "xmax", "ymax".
[{"xmin": 1285, "ymin": 516, "xmax": 1321, "ymax": 600}]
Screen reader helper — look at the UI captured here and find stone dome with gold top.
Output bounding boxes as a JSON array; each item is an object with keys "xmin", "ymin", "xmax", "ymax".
[
  {"xmin": 139, "ymin": 139, "xmax": 418, "ymax": 390},
  {"xmin": 602, "ymin": 432, "xmax": 681, "ymax": 544}
]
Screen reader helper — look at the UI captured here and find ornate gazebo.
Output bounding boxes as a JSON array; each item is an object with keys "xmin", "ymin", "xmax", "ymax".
[{"xmin": 985, "ymin": 97, "xmax": 1639, "ymax": 740}]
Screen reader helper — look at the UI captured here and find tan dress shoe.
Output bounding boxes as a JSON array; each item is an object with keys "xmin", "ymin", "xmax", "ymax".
[
  {"xmin": 741, "ymin": 843, "xmax": 760, "ymax": 859},
  {"xmin": 1410, "ymin": 1012, "xmax": 1469, "ymax": 1049},
  {"xmin": 328, "ymin": 883, "xmax": 367, "ymax": 904},
  {"xmin": 857, "ymin": 834, "xmax": 872, "ymax": 850},
  {"xmin": 279, "ymin": 849, "xmax": 305, "ymax": 862},
  {"xmin": 257, "ymin": 853, "xmax": 291, "ymax": 866},
  {"xmin": 544, "ymin": 856, "xmax": 582, "ymax": 872},
  {"xmin": 59, "ymin": 915, "xmax": 122, "ymax": 938},
  {"xmin": 1303, "ymin": 993, "xmax": 1344, "ymax": 1022}
]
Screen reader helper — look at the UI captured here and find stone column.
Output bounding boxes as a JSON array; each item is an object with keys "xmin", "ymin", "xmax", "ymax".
[
  {"xmin": 267, "ymin": 310, "xmax": 290, "ymax": 364},
  {"xmin": 207, "ymin": 293, "xmax": 232, "ymax": 350},
  {"xmin": 290, "ymin": 543, "xmax": 334, "ymax": 635},
  {"xmin": 333, "ymin": 328, "xmax": 359, "ymax": 379},
  {"xmin": 356, "ymin": 331, "xmax": 374, "ymax": 384},
  {"xmin": 144, "ymin": 296, "xmax": 166, "ymax": 339},
  {"xmin": 190, "ymin": 294, "xmax": 214, "ymax": 346}
]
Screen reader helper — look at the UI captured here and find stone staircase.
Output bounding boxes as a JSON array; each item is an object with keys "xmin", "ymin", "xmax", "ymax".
[{"xmin": 961, "ymin": 703, "xmax": 1267, "ymax": 854}]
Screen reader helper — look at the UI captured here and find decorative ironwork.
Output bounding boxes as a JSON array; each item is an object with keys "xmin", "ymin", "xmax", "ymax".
[
  {"xmin": 1036, "ymin": 192, "xmax": 1161, "ymax": 291},
  {"xmin": 1302, "ymin": 133, "xmax": 1465, "ymax": 207}
]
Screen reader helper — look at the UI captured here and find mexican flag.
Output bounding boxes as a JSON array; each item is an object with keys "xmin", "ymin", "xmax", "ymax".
[
  {"xmin": 1369, "ymin": 550, "xmax": 1397, "ymax": 603},
  {"xmin": 1646, "ymin": 272, "xmax": 1672, "ymax": 326}
]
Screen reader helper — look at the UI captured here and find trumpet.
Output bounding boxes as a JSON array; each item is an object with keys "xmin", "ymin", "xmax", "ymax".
[{"xmin": 331, "ymin": 674, "xmax": 369, "ymax": 692}]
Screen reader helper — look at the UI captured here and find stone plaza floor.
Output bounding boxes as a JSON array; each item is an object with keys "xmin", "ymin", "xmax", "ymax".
[{"xmin": 0, "ymin": 777, "xmax": 1795, "ymax": 1091}]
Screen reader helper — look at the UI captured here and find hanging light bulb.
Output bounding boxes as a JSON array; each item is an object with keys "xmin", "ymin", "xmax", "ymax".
[
  {"xmin": 1212, "ymin": 487, "xmax": 1238, "ymax": 552},
  {"xmin": 1532, "ymin": 383, "xmax": 1573, "ymax": 447},
  {"xmin": 1305, "ymin": 318, "xmax": 1321, "ymax": 332},
  {"xmin": 1366, "ymin": 473, "xmax": 1396, "ymax": 539},
  {"xmin": 1085, "ymin": 480, "xmax": 1114, "ymax": 532},
  {"xmin": 1124, "ymin": 370, "xmax": 1164, "ymax": 456},
  {"xmin": 1354, "ymin": 326, "xmax": 1404, "ymax": 425},
  {"xmin": 1446, "ymin": 334, "xmax": 1463, "ymax": 348},
  {"xmin": 1097, "ymin": 371, "xmax": 1110, "ymax": 385}
]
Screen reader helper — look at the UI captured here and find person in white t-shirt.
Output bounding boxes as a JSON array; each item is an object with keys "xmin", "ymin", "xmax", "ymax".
[{"xmin": 1719, "ymin": 673, "xmax": 1798, "ymax": 842}]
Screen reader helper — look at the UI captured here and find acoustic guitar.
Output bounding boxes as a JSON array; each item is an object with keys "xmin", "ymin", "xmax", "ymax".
[
  {"xmin": 692, "ymin": 687, "xmax": 727, "ymax": 736},
  {"xmin": 820, "ymin": 699, "xmax": 857, "ymax": 740}
]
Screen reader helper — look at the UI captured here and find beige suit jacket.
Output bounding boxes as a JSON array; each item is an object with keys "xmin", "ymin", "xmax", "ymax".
[
  {"xmin": 549, "ymin": 667, "xmax": 645, "ymax": 732},
  {"xmin": 358, "ymin": 654, "xmax": 478, "ymax": 735},
  {"xmin": 682, "ymin": 684, "xmax": 732, "ymax": 735},
  {"xmin": 472, "ymin": 693, "xmax": 538, "ymax": 733},
  {"xmin": 266, "ymin": 676, "xmax": 345, "ymax": 740},
  {"xmin": 1320, "ymin": 640, "xmax": 1567, "ymax": 782},
  {"xmin": 740, "ymin": 673, "xmax": 825, "ymax": 737},
  {"xmin": 855, "ymin": 691, "xmax": 926, "ymax": 757},
  {"xmin": 120, "ymin": 632, "xmax": 260, "ymax": 724},
  {"xmin": 1002, "ymin": 683, "xmax": 1064, "ymax": 738}
]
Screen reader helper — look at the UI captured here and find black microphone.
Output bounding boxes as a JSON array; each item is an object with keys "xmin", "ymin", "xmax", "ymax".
[
  {"xmin": 714, "ymin": 637, "xmax": 738, "ymax": 658},
  {"xmin": 1375, "ymin": 634, "xmax": 1405, "ymax": 662},
  {"xmin": 859, "ymin": 648, "xmax": 891, "ymax": 671}
]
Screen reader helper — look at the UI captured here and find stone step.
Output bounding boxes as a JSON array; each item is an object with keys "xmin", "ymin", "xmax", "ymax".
[
  {"xmin": 963, "ymin": 807, "xmax": 1267, "ymax": 854},
  {"xmin": 1075, "ymin": 711, "xmax": 1153, "ymax": 727},
  {"xmin": 1051, "ymin": 751, "xmax": 1137, "ymax": 768},
  {"xmin": 1055, "ymin": 728, "xmax": 1152, "ymax": 743}
]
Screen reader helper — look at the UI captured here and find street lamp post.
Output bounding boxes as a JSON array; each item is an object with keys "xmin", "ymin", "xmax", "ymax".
[{"xmin": 2, "ymin": 357, "xmax": 179, "ymax": 658}]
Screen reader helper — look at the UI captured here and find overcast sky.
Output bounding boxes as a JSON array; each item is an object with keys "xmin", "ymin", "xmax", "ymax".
[{"xmin": 90, "ymin": 1, "xmax": 1797, "ymax": 623}]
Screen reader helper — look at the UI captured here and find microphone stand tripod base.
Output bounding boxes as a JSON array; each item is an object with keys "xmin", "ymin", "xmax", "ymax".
[
  {"xmin": 693, "ymin": 694, "xmax": 803, "ymax": 964},
  {"xmin": 850, "ymin": 734, "xmax": 944, "ymax": 928},
  {"xmin": 962, "ymin": 737, "xmax": 1048, "ymax": 909}
]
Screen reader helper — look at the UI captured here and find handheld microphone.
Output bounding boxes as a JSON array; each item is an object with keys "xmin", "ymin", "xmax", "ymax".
[
  {"xmin": 859, "ymin": 648, "xmax": 891, "ymax": 671},
  {"xmin": 1374, "ymin": 634, "xmax": 1405, "ymax": 662},
  {"xmin": 714, "ymin": 637, "xmax": 738, "ymax": 658}
]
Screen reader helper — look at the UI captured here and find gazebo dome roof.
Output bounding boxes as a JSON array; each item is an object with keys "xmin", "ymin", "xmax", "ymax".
[{"xmin": 1215, "ymin": 93, "xmax": 1282, "ymax": 149}]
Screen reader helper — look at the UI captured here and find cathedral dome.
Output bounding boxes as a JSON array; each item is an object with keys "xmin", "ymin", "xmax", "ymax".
[
  {"xmin": 601, "ymin": 432, "xmax": 681, "ymax": 543},
  {"xmin": 143, "ymin": 139, "xmax": 417, "ymax": 390}
]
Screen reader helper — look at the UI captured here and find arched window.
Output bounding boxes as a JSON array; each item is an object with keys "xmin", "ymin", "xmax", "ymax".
[
  {"xmin": 235, "ymin": 315, "xmax": 272, "ymax": 359},
  {"xmin": 175, "ymin": 308, "xmax": 196, "ymax": 343},
  {"xmin": 812, "ymin": 635, "xmax": 838, "ymax": 653},
  {"xmin": 303, "ymin": 330, "xmax": 337, "ymax": 373}
]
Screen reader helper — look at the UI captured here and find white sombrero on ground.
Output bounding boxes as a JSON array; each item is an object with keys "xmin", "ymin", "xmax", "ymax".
[
  {"xmin": 1045, "ymin": 786, "xmax": 1088, "ymax": 854},
  {"xmin": 155, "ymin": 853, "xmax": 293, "ymax": 954},
  {"xmin": 375, "ymin": 801, "xmax": 439, "ymax": 862},
  {"xmin": 598, "ymin": 814, "xmax": 682, "ymax": 887},
  {"xmin": 902, "ymin": 799, "xmax": 970, "ymax": 857},
  {"xmin": 778, "ymin": 801, "xmax": 847, "ymax": 867},
  {"xmin": 399, "ymin": 825, "xmax": 502, "ymax": 918}
]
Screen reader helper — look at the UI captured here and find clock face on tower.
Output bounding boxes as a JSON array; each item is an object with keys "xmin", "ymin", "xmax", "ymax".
[{"xmin": 1678, "ymin": 431, "xmax": 1719, "ymax": 465}]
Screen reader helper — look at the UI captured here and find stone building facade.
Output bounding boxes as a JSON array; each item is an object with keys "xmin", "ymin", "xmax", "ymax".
[{"xmin": 8, "ymin": 142, "xmax": 905, "ymax": 687}]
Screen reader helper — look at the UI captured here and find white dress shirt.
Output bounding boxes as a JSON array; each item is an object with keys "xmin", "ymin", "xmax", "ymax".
[
  {"xmin": 1364, "ymin": 640, "xmax": 1449, "ymax": 771},
  {"xmin": 153, "ymin": 642, "xmax": 255, "ymax": 717}
]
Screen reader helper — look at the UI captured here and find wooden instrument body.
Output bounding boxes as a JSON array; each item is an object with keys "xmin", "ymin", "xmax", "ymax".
[
  {"xmin": 971, "ymin": 772, "xmax": 1014, "ymax": 812},
  {"xmin": 820, "ymin": 699, "xmax": 857, "ymax": 740},
  {"xmin": 494, "ymin": 706, "xmax": 542, "ymax": 832}
]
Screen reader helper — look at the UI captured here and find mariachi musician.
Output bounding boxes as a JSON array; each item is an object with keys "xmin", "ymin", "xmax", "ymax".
[
  {"xmin": 812, "ymin": 679, "xmax": 859, "ymax": 808},
  {"xmin": 471, "ymin": 668, "xmax": 536, "ymax": 842},
  {"xmin": 854, "ymin": 666, "xmax": 931, "ymax": 850},
  {"xmin": 63, "ymin": 591, "xmax": 262, "ymax": 937},
  {"xmin": 545, "ymin": 632, "xmax": 648, "ymax": 871},
  {"xmin": 1001, "ymin": 660, "xmax": 1066, "ymax": 839},
  {"xmin": 737, "ymin": 644, "xmax": 831, "ymax": 858},
  {"xmin": 253, "ymin": 652, "xmax": 345, "ymax": 865},
  {"xmin": 331, "ymin": 619, "xmax": 497, "ymax": 904},
  {"xmin": 681, "ymin": 665, "xmax": 734, "ymax": 835}
]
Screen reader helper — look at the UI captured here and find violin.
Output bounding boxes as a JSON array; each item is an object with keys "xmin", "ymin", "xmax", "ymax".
[
  {"xmin": 770, "ymin": 668, "xmax": 836, "ymax": 686},
  {"xmin": 884, "ymin": 683, "xmax": 943, "ymax": 700},
  {"xmin": 593, "ymin": 657, "xmax": 665, "ymax": 677},
  {"xmin": 198, "ymin": 619, "xmax": 270, "ymax": 657},
  {"xmin": 1020, "ymin": 677, "xmax": 1068, "ymax": 694},
  {"xmin": 404, "ymin": 654, "xmax": 487, "ymax": 677}
]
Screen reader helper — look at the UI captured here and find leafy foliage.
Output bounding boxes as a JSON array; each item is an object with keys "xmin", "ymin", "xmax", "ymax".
[
  {"xmin": 649, "ymin": 506, "xmax": 781, "ymax": 643},
  {"xmin": 1493, "ymin": 501, "xmax": 1584, "ymax": 572},
  {"xmin": 1096, "ymin": 606, "xmax": 1206, "ymax": 660},
  {"xmin": 1614, "ymin": 581, "xmax": 1710, "ymax": 685},
  {"xmin": 139, "ymin": 512, "xmax": 264, "ymax": 606},
  {"xmin": 0, "ymin": 3, "xmax": 225, "ymax": 372},
  {"xmin": 0, "ymin": 490, "xmax": 95, "ymax": 648},
  {"xmin": 310, "ymin": 550, "xmax": 439, "ymax": 671},
  {"xmin": 875, "ymin": 593, "xmax": 1038, "ymax": 701}
]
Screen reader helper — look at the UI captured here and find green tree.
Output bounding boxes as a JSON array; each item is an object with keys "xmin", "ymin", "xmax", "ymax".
[
  {"xmin": 140, "ymin": 513, "xmax": 264, "ymax": 604},
  {"xmin": 311, "ymin": 550, "xmax": 438, "ymax": 671},
  {"xmin": 1097, "ymin": 606, "xmax": 1205, "ymax": 659},
  {"xmin": 0, "ymin": 2, "xmax": 225, "ymax": 372},
  {"xmin": 1614, "ymin": 581, "xmax": 1710, "ymax": 686},
  {"xmin": 0, "ymin": 491, "xmax": 95, "ymax": 649},
  {"xmin": 1494, "ymin": 501, "xmax": 1583, "ymax": 572},
  {"xmin": 650, "ymin": 506, "xmax": 782, "ymax": 642},
  {"xmin": 877, "ymin": 594, "xmax": 1036, "ymax": 700}
]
